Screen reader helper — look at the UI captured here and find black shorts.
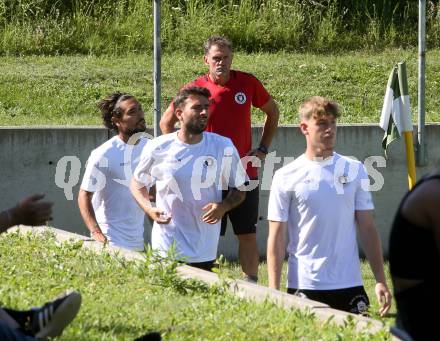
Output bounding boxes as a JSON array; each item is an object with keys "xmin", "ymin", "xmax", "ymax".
[
  {"xmin": 287, "ymin": 286, "xmax": 370, "ymax": 315},
  {"xmin": 220, "ymin": 184, "xmax": 259, "ymax": 236}
]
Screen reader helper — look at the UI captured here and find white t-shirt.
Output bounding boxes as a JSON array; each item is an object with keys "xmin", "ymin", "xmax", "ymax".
[
  {"xmin": 133, "ymin": 131, "xmax": 247, "ymax": 263},
  {"xmin": 81, "ymin": 135, "xmax": 147, "ymax": 251},
  {"xmin": 267, "ymin": 153, "xmax": 374, "ymax": 290}
]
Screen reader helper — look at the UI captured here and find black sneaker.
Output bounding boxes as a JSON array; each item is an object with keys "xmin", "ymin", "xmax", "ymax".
[{"xmin": 26, "ymin": 290, "xmax": 82, "ymax": 340}]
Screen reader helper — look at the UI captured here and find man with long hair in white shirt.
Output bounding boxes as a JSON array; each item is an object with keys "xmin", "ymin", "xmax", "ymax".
[{"xmin": 78, "ymin": 92, "xmax": 148, "ymax": 251}]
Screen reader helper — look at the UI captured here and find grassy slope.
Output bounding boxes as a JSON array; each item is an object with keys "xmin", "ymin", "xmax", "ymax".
[
  {"xmin": 221, "ymin": 258, "xmax": 395, "ymax": 322},
  {"xmin": 0, "ymin": 232, "xmax": 391, "ymax": 340},
  {"xmin": 1, "ymin": 50, "xmax": 439, "ymax": 126}
]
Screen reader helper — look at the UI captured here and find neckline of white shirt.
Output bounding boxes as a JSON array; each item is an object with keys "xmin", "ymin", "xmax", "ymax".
[
  {"xmin": 174, "ymin": 131, "xmax": 205, "ymax": 147},
  {"xmin": 301, "ymin": 153, "xmax": 336, "ymax": 166},
  {"xmin": 115, "ymin": 135, "xmax": 145, "ymax": 147}
]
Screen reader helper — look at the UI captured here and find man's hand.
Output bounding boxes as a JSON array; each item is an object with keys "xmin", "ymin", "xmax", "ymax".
[
  {"xmin": 246, "ymin": 148, "xmax": 267, "ymax": 161},
  {"xmin": 375, "ymin": 282, "xmax": 392, "ymax": 316},
  {"xmin": 147, "ymin": 207, "xmax": 172, "ymax": 224},
  {"xmin": 201, "ymin": 203, "xmax": 227, "ymax": 224},
  {"xmin": 91, "ymin": 229, "xmax": 107, "ymax": 243},
  {"xmin": 10, "ymin": 193, "xmax": 53, "ymax": 226}
]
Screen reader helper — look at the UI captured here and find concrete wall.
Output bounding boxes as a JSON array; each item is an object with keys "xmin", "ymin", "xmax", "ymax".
[{"xmin": 1, "ymin": 125, "xmax": 439, "ymax": 259}]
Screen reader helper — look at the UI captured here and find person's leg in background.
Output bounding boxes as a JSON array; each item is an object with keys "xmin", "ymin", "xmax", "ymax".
[
  {"xmin": 222, "ymin": 185, "xmax": 260, "ymax": 282},
  {"xmin": 0, "ymin": 321, "xmax": 36, "ymax": 341}
]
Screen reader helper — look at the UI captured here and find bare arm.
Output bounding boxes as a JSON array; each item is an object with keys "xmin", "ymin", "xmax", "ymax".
[
  {"xmin": 247, "ymin": 98, "xmax": 280, "ymax": 160},
  {"xmin": 259, "ymin": 98, "xmax": 280, "ymax": 148},
  {"xmin": 130, "ymin": 178, "xmax": 171, "ymax": 224},
  {"xmin": 356, "ymin": 209, "xmax": 392, "ymax": 316},
  {"xmin": 159, "ymin": 105, "xmax": 179, "ymax": 134},
  {"xmin": 78, "ymin": 189, "xmax": 107, "ymax": 243},
  {"xmin": 267, "ymin": 220, "xmax": 287, "ymax": 290},
  {"xmin": 202, "ymin": 188, "xmax": 245, "ymax": 224},
  {"xmin": 0, "ymin": 194, "xmax": 53, "ymax": 233}
]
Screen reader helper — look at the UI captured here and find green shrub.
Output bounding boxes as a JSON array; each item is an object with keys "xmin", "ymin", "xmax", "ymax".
[{"xmin": 0, "ymin": 0, "xmax": 439, "ymax": 55}]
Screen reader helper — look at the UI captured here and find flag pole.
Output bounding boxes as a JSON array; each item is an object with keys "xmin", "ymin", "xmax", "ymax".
[
  {"xmin": 417, "ymin": 0, "xmax": 427, "ymax": 166},
  {"xmin": 153, "ymin": 0, "xmax": 161, "ymax": 138},
  {"xmin": 403, "ymin": 131, "xmax": 416, "ymax": 189},
  {"xmin": 398, "ymin": 62, "xmax": 417, "ymax": 189}
]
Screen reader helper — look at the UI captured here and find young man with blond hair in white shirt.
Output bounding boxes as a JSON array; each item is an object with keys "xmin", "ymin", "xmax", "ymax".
[{"xmin": 267, "ymin": 96, "xmax": 392, "ymax": 316}]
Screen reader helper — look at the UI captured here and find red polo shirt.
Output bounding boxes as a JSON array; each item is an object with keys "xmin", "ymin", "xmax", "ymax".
[{"xmin": 169, "ymin": 70, "xmax": 271, "ymax": 179}]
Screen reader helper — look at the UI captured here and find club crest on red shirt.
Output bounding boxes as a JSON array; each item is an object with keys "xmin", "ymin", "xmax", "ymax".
[{"xmin": 234, "ymin": 92, "xmax": 247, "ymax": 104}]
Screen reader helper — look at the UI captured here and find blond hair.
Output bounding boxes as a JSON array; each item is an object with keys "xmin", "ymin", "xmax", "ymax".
[{"xmin": 299, "ymin": 96, "xmax": 340, "ymax": 121}]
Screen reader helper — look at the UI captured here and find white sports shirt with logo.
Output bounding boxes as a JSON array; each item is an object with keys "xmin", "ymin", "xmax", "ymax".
[
  {"xmin": 133, "ymin": 131, "xmax": 247, "ymax": 263},
  {"xmin": 81, "ymin": 135, "xmax": 147, "ymax": 251},
  {"xmin": 268, "ymin": 153, "xmax": 374, "ymax": 290}
]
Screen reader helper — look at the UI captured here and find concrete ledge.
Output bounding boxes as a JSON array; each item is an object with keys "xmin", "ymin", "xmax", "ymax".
[
  {"xmin": 9, "ymin": 226, "xmax": 387, "ymax": 334},
  {"xmin": 178, "ymin": 267, "xmax": 384, "ymax": 332},
  {"xmin": 3, "ymin": 124, "xmax": 440, "ymax": 259}
]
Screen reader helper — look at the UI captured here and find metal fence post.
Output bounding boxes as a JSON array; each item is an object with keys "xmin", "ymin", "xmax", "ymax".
[
  {"xmin": 153, "ymin": 0, "xmax": 161, "ymax": 138},
  {"xmin": 417, "ymin": 0, "xmax": 427, "ymax": 166}
]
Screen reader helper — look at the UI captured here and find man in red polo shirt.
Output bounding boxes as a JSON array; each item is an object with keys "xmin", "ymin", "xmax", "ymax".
[{"xmin": 160, "ymin": 35, "xmax": 279, "ymax": 282}]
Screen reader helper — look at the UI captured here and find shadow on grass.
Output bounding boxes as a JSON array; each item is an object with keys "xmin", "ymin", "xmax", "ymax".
[{"xmin": 81, "ymin": 323, "xmax": 162, "ymax": 340}]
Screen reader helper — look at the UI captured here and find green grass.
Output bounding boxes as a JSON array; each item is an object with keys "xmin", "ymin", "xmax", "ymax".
[
  {"xmin": 0, "ymin": 231, "xmax": 391, "ymax": 340},
  {"xmin": 219, "ymin": 257, "xmax": 396, "ymax": 322},
  {"xmin": 1, "ymin": 50, "xmax": 440, "ymax": 126},
  {"xmin": 0, "ymin": 0, "xmax": 435, "ymax": 55}
]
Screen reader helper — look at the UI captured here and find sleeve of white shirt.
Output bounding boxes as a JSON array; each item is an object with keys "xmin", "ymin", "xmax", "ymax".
[
  {"xmin": 132, "ymin": 142, "xmax": 155, "ymax": 187},
  {"xmin": 355, "ymin": 163, "xmax": 374, "ymax": 210},
  {"xmin": 267, "ymin": 170, "xmax": 290, "ymax": 222},
  {"xmin": 80, "ymin": 151, "xmax": 107, "ymax": 193},
  {"xmin": 226, "ymin": 141, "xmax": 248, "ymax": 188}
]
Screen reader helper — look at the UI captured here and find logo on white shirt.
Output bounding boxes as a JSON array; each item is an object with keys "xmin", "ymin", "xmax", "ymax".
[
  {"xmin": 203, "ymin": 156, "xmax": 215, "ymax": 167},
  {"xmin": 234, "ymin": 92, "xmax": 247, "ymax": 104},
  {"xmin": 338, "ymin": 175, "xmax": 348, "ymax": 184}
]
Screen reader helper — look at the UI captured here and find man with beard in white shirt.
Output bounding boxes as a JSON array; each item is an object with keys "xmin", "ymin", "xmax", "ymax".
[
  {"xmin": 130, "ymin": 86, "xmax": 247, "ymax": 271},
  {"xmin": 78, "ymin": 92, "xmax": 148, "ymax": 251},
  {"xmin": 267, "ymin": 96, "xmax": 392, "ymax": 316}
]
